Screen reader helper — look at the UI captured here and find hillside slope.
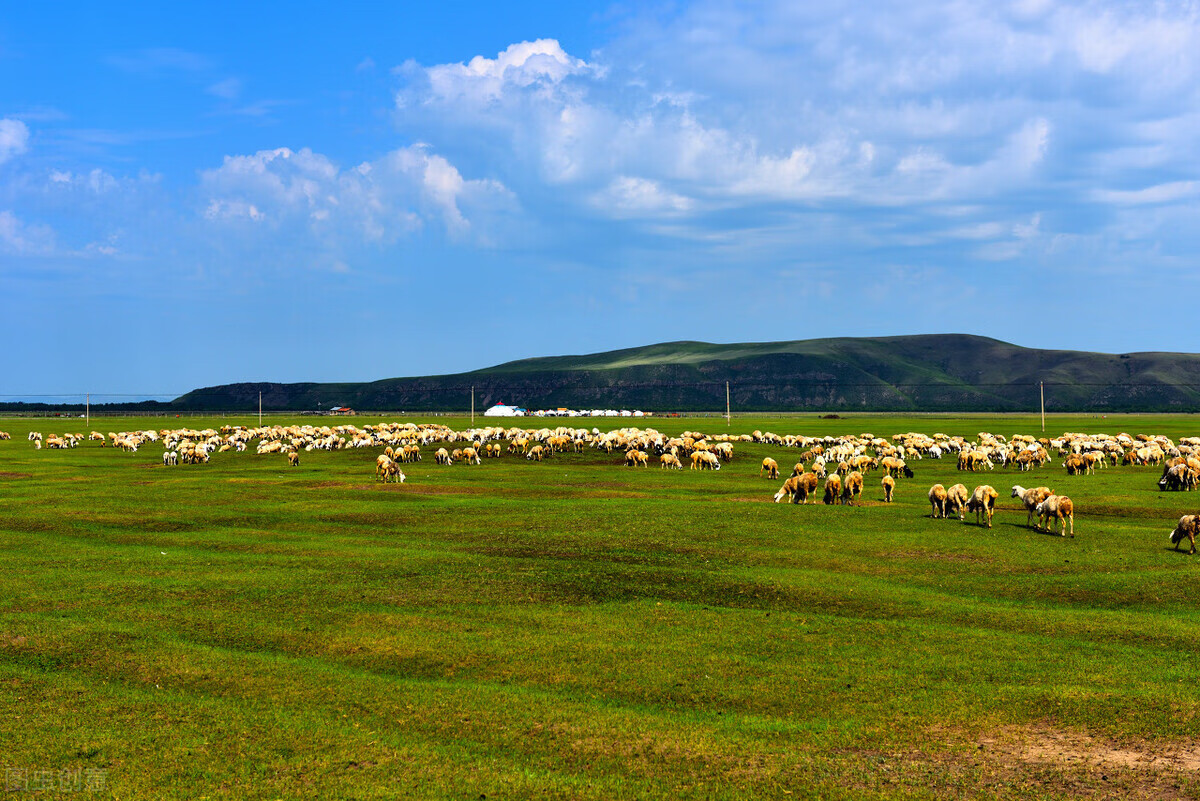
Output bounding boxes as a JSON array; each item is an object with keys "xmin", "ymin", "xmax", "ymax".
[{"xmin": 172, "ymin": 334, "xmax": 1200, "ymax": 412}]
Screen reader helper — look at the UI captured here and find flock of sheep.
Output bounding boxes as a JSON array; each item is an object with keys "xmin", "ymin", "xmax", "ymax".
[{"xmin": 6, "ymin": 422, "xmax": 1200, "ymax": 552}]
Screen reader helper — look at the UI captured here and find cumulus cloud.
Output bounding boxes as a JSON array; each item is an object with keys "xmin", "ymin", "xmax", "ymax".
[
  {"xmin": 418, "ymin": 39, "xmax": 592, "ymax": 105},
  {"xmin": 0, "ymin": 119, "xmax": 30, "ymax": 165},
  {"xmin": 380, "ymin": 1, "xmax": 1200, "ymax": 291},
  {"xmin": 199, "ymin": 145, "xmax": 512, "ymax": 241}
]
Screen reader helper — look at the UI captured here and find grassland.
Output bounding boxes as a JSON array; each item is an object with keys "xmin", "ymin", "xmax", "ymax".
[{"xmin": 2, "ymin": 412, "xmax": 1200, "ymax": 799}]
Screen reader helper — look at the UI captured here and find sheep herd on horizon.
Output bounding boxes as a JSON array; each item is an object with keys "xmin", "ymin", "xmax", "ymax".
[{"xmin": 7, "ymin": 423, "xmax": 1200, "ymax": 552}]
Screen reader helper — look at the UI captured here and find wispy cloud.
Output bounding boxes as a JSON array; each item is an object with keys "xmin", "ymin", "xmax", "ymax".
[
  {"xmin": 107, "ymin": 47, "xmax": 212, "ymax": 74},
  {"xmin": 206, "ymin": 77, "xmax": 242, "ymax": 100}
]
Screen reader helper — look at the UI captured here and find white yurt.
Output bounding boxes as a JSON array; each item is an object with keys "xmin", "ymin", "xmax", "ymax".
[{"xmin": 484, "ymin": 403, "xmax": 523, "ymax": 417}]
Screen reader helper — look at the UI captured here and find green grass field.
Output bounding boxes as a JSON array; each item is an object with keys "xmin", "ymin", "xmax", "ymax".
[{"xmin": 2, "ymin": 413, "xmax": 1200, "ymax": 799}]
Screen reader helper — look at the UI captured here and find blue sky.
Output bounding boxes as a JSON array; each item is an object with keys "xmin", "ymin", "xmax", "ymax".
[{"xmin": 3, "ymin": 1, "xmax": 1199, "ymax": 398}]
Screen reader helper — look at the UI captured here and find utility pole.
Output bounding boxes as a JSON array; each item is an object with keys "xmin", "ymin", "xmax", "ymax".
[
  {"xmin": 259, "ymin": 391, "xmax": 262, "ymax": 427},
  {"xmin": 1040, "ymin": 382, "xmax": 1045, "ymax": 433},
  {"xmin": 726, "ymin": 381, "xmax": 731, "ymax": 426}
]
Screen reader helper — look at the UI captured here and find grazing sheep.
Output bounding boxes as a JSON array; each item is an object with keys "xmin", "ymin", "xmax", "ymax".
[
  {"xmin": 287, "ymin": 451, "xmax": 299, "ymax": 467},
  {"xmin": 690, "ymin": 451, "xmax": 720, "ymax": 470},
  {"xmin": 434, "ymin": 447, "xmax": 453, "ymax": 465},
  {"xmin": 882, "ymin": 474, "xmax": 895, "ymax": 503},
  {"xmin": 775, "ymin": 472, "xmax": 819, "ymax": 504},
  {"xmin": 1063, "ymin": 454, "xmax": 1088, "ymax": 476},
  {"xmin": 1169, "ymin": 514, "xmax": 1200, "ymax": 554},
  {"xmin": 945, "ymin": 484, "xmax": 970, "ymax": 521},
  {"xmin": 760, "ymin": 458, "xmax": 780, "ymax": 479},
  {"xmin": 376, "ymin": 454, "xmax": 396, "ymax": 479},
  {"xmin": 377, "ymin": 456, "xmax": 405, "ymax": 483},
  {"xmin": 626, "ymin": 449, "xmax": 649, "ymax": 468},
  {"xmin": 966, "ymin": 485, "xmax": 999, "ymax": 528},
  {"xmin": 1011, "ymin": 485, "xmax": 1054, "ymax": 528},
  {"xmin": 849, "ymin": 455, "xmax": 877, "ymax": 474},
  {"xmin": 526, "ymin": 445, "xmax": 545, "ymax": 462},
  {"xmin": 823, "ymin": 474, "xmax": 842, "ymax": 505},
  {"xmin": 162, "ymin": 451, "xmax": 178, "ymax": 466},
  {"xmin": 462, "ymin": 447, "xmax": 481, "ymax": 465},
  {"xmin": 660, "ymin": 453, "xmax": 683, "ymax": 469},
  {"xmin": 1036, "ymin": 495, "xmax": 1075, "ymax": 537},
  {"xmin": 774, "ymin": 475, "xmax": 803, "ymax": 503},
  {"xmin": 841, "ymin": 471, "xmax": 864, "ymax": 505},
  {"xmin": 791, "ymin": 462, "xmax": 807, "ymax": 477},
  {"xmin": 1159, "ymin": 463, "xmax": 1199, "ymax": 492}
]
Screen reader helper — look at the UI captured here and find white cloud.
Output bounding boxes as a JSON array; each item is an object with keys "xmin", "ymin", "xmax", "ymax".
[
  {"xmin": 206, "ymin": 78, "xmax": 242, "ymax": 100},
  {"xmin": 0, "ymin": 210, "xmax": 54, "ymax": 255},
  {"xmin": 0, "ymin": 119, "xmax": 30, "ymax": 165},
  {"xmin": 592, "ymin": 176, "xmax": 693, "ymax": 217},
  {"xmin": 199, "ymin": 145, "xmax": 512, "ymax": 241},
  {"xmin": 422, "ymin": 39, "xmax": 592, "ymax": 105},
  {"xmin": 1093, "ymin": 181, "xmax": 1200, "ymax": 205}
]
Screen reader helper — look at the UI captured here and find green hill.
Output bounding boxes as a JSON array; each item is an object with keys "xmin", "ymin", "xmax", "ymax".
[{"xmin": 170, "ymin": 334, "xmax": 1200, "ymax": 413}]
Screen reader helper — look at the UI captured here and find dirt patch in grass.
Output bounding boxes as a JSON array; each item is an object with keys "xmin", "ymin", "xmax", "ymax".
[
  {"xmin": 883, "ymin": 723, "xmax": 1200, "ymax": 800},
  {"xmin": 878, "ymin": 550, "xmax": 990, "ymax": 563},
  {"xmin": 348, "ymin": 482, "xmax": 468, "ymax": 494},
  {"xmin": 979, "ymin": 724, "xmax": 1200, "ymax": 774},
  {"xmin": 361, "ymin": 484, "xmax": 471, "ymax": 495},
  {"xmin": 827, "ymin": 723, "xmax": 1200, "ymax": 799},
  {"xmin": 0, "ymin": 472, "xmax": 32, "ymax": 479}
]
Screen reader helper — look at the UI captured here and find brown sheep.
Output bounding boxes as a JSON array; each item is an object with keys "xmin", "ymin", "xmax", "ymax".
[
  {"xmin": 435, "ymin": 447, "xmax": 452, "ymax": 465},
  {"xmin": 1036, "ymin": 495, "xmax": 1075, "ymax": 537},
  {"xmin": 849, "ymin": 455, "xmax": 876, "ymax": 473},
  {"xmin": 1064, "ymin": 454, "xmax": 1088, "ymax": 475},
  {"xmin": 945, "ymin": 483, "xmax": 970, "ymax": 521},
  {"xmin": 928, "ymin": 484, "xmax": 948, "ymax": 518},
  {"xmin": 776, "ymin": 472, "xmax": 819, "ymax": 504},
  {"xmin": 462, "ymin": 446, "xmax": 481, "ymax": 465},
  {"xmin": 287, "ymin": 451, "xmax": 299, "ymax": 467},
  {"xmin": 823, "ymin": 474, "xmax": 842, "ymax": 505},
  {"xmin": 1169, "ymin": 514, "xmax": 1200, "ymax": 554},
  {"xmin": 841, "ymin": 471, "xmax": 864, "ymax": 505},
  {"xmin": 660, "ymin": 453, "xmax": 683, "ymax": 469},
  {"xmin": 760, "ymin": 458, "xmax": 780, "ymax": 479},
  {"xmin": 1159, "ymin": 463, "xmax": 1199, "ymax": 492},
  {"xmin": 791, "ymin": 462, "xmax": 807, "ymax": 477},
  {"xmin": 376, "ymin": 454, "xmax": 404, "ymax": 482},
  {"xmin": 1011, "ymin": 485, "xmax": 1053, "ymax": 528},
  {"xmin": 966, "ymin": 485, "xmax": 999, "ymax": 528},
  {"xmin": 774, "ymin": 475, "xmax": 803, "ymax": 503},
  {"xmin": 882, "ymin": 474, "xmax": 895, "ymax": 503}
]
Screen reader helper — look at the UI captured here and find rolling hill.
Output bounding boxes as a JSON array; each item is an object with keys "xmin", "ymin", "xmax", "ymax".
[{"xmin": 169, "ymin": 335, "xmax": 1200, "ymax": 413}]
